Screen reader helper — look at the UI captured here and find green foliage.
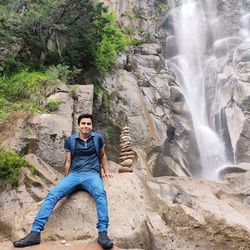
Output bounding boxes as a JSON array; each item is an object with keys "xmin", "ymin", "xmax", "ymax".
[
  {"xmin": 102, "ymin": 89, "xmax": 110, "ymax": 111},
  {"xmin": 156, "ymin": 2, "xmax": 170, "ymax": 14},
  {"xmin": 45, "ymin": 64, "xmax": 81, "ymax": 83},
  {"xmin": 95, "ymin": 36, "xmax": 116, "ymax": 74},
  {"xmin": 45, "ymin": 99, "xmax": 62, "ymax": 112},
  {"xmin": 95, "ymin": 12, "xmax": 127, "ymax": 74},
  {"xmin": 0, "ymin": 0, "xmax": 127, "ymax": 74},
  {"xmin": 107, "ymin": 123, "xmax": 114, "ymax": 140},
  {"xmin": 132, "ymin": 7, "xmax": 146, "ymax": 19},
  {"xmin": 93, "ymin": 82, "xmax": 100, "ymax": 101},
  {"xmin": 0, "ymin": 149, "xmax": 26, "ymax": 187},
  {"xmin": 129, "ymin": 32, "xmax": 154, "ymax": 46},
  {"xmin": 126, "ymin": 27, "xmax": 134, "ymax": 35},
  {"xmin": 0, "ymin": 70, "xmax": 47, "ymax": 102},
  {"xmin": 30, "ymin": 166, "xmax": 39, "ymax": 176},
  {"xmin": 69, "ymin": 85, "xmax": 78, "ymax": 100},
  {"xmin": 0, "ymin": 102, "xmax": 39, "ymax": 120},
  {"xmin": 3, "ymin": 58, "xmax": 25, "ymax": 75},
  {"xmin": 0, "ymin": 70, "xmax": 57, "ymax": 120}
]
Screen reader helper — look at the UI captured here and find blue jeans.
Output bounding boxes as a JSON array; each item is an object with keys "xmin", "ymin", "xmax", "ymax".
[{"xmin": 32, "ymin": 172, "xmax": 109, "ymax": 232}]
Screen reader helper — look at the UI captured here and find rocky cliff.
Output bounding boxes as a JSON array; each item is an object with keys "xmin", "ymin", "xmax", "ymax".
[{"xmin": 0, "ymin": 0, "xmax": 250, "ymax": 249}]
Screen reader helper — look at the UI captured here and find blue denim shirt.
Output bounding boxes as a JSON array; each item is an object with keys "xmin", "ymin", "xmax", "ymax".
[{"xmin": 64, "ymin": 133, "xmax": 104, "ymax": 173}]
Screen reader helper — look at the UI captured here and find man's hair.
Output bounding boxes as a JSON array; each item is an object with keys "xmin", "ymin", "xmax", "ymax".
[{"xmin": 77, "ymin": 113, "xmax": 93, "ymax": 125}]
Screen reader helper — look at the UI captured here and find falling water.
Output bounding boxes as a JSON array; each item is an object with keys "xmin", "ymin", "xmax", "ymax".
[
  {"xmin": 165, "ymin": 0, "xmax": 232, "ymax": 179},
  {"xmin": 240, "ymin": 4, "xmax": 250, "ymax": 40}
]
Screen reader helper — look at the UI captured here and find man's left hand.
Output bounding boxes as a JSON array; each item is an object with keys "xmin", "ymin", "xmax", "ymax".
[{"xmin": 103, "ymin": 172, "xmax": 113, "ymax": 178}]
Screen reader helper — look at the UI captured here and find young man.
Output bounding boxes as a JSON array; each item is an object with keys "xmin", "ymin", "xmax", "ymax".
[{"xmin": 13, "ymin": 113, "xmax": 113, "ymax": 249}]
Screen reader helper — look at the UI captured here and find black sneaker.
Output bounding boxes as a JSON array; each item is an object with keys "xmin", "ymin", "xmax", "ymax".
[
  {"xmin": 98, "ymin": 231, "xmax": 113, "ymax": 249},
  {"xmin": 13, "ymin": 231, "xmax": 41, "ymax": 248}
]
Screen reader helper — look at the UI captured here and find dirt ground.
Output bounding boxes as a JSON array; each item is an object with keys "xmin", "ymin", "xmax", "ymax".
[{"xmin": 0, "ymin": 240, "xmax": 139, "ymax": 250}]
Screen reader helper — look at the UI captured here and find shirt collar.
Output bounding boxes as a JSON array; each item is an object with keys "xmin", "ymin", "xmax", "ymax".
[{"xmin": 74, "ymin": 131, "xmax": 95, "ymax": 139}]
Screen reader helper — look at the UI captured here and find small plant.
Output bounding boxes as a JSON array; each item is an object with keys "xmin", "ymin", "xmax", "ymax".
[
  {"xmin": 126, "ymin": 27, "xmax": 134, "ymax": 35},
  {"xmin": 132, "ymin": 7, "xmax": 146, "ymax": 20},
  {"xmin": 94, "ymin": 82, "xmax": 100, "ymax": 101},
  {"xmin": 69, "ymin": 85, "xmax": 78, "ymax": 100},
  {"xmin": 0, "ymin": 149, "xmax": 26, "ymax": 187},
  {"xmin": 156, "ymin": 3, "xmax": 170, "ymax": 14},
  {"xmin": 30, "ymin": 166, "xmax": 39, "ymax": 176},
  {"xmin": 45, "ymin": 64, "xmax": 80, "ymax": 83},
  {"xmin": 107, "ymin": 124, "xmax": 113, "ymax": 140},
  {"xmin": 102, "ymin": 89, "xmax": 110, "ymax": 112},
  {"xmin": 46, "ymin": 99, "xmax": 62, "ymax": 112},
  {"xmin": 139, "ymin": 27, "xmax": 145, "ymax": 34}
]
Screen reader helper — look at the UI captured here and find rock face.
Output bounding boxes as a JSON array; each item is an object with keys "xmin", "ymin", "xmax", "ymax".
[
  {"xmin": 206, "ymin": 40, "xmax": 250, "ymax": 165},
  {"xmin": 1, "ymin": 83, "xmax": 94, "ymax": 172},
  {"xmin": 146, "ymin": 172, "xmax": 250, "ymax": 250}
]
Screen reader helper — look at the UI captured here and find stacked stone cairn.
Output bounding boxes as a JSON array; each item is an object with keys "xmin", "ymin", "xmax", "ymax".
[{"xmin": 119, "ymin": 126, "xmax": 135, "ymax": 173}]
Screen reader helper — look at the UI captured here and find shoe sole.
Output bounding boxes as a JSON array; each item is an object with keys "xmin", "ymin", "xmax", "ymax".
[
  {"xmin": 13, "ymin": 241, "xmax": 40, "ymax": 248},
  {"xmin": 97, "ymin": 241, "xmax": 113, "ymax": 249}
]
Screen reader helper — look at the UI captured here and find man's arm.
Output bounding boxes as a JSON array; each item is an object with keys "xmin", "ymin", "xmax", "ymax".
[
  {"xmin": 64, "ymin": 151, "xmax": 71, "ymax": 175},
  {"xmin": 99, "ymin": 147, "xmax": 113, "ymax": 178}
]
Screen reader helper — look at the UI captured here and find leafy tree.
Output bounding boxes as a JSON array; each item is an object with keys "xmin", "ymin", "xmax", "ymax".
[{"xmin": 0, "ymin": 0, "xmax": 127, "ymax": 74}]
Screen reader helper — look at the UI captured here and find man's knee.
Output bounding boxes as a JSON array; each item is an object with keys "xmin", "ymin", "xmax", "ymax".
[{"xmin": 46, "ymin": 189, "xmax": 61, "ymax": 202}]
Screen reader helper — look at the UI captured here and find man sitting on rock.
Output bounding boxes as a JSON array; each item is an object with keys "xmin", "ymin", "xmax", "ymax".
[{"xmin": 13, "ymin": 113, "xmax": 114, "ymax": 249}]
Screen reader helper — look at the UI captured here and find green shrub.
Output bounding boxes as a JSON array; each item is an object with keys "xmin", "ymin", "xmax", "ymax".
[
  {"xmin": 94, "ymin": 82, "xmax": 100, "ymax": 101},
  {"xmin": 0, "ymin": 70, "xmax": 47, "ymax": 102},
  {"xmin": 30, "ymin": 166, "xmax": 39, "ymax": 176},
  {"xmin": 95, "ymin": 36, "xmax": 116, "ymax": 74},
  {"xmin": 46, "ymin": 99, "xmax": 62, "ymax": 112},
  {"xmin": 45, "ymin": 64, "xmax": 80, "ymax": 83},
  {"xmin": 102, "ymin": 89, "xmax": 110, "ymax": 111},
  {"xmin": 94, "ymin": 12, "xmax": 127, "ymax": 74},
  {"xmin": 3, "ymin": 58, "xmax": 25, "ymax": 75},
  {"xmin": 156, "ymin": 2, "xmax": 169, "ymax": 14},
  {"xmin": 0, "ymin": 149, "xmax": 26, "ymax": 187},
  {"xmin": 0, "ymin": 70, "xmax": 58, "ymax": 120},
  {"xmin": 0, "ymin": 101, "xmax": 40, "ymax": 120},
  {"xmin": 0, "ymin": 97, "xmax": 7, "ymax": 109},
  {"xmin": 69, "ymin": 85, "xmax": 78, "ymax": 100}
]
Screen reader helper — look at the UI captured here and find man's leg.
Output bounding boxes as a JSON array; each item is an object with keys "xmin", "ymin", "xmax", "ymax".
[
  {"xmin": 32, "ymin": 172, "xmax": 79, "ymax": 231},
  {"xmin": 80, "ymin": 172, "xmax": 113, "ymax": 249},
  {"xmin": 80, "ymin": 172, "xmax": 109, "ymax": 231},
  {"xmin": 13, "ymin": 172, "xmax": 80, "ymax": 247}
]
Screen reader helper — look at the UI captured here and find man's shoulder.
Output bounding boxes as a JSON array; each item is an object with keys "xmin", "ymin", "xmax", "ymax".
[
  {"xmin": 65, "ymin": 132, "xmax": 79, "ymax": 143},
  {"xmin": 92, "ymin": 131, "xmax": 104, "ymax": 147},
  {"xmin": 92, "ymin": 131, "xmax": 104, "ymax": 138}
]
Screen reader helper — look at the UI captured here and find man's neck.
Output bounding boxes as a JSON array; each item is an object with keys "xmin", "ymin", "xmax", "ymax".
[{"xmin": 80, "ymin": 132, "xmax": 91, "ymax": 141}]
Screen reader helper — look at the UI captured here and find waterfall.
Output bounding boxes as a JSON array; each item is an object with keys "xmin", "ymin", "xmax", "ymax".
[{"xmin": 164, "ymin": 0, "xmax": 243, "ymax": 180}]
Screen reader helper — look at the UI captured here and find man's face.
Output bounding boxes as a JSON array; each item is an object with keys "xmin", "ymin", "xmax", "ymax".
[{"xmin": 79, "ymin": 118, "xmax": 93, "ymax": 136}]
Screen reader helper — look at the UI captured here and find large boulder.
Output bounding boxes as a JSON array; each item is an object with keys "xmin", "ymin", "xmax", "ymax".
[
  {"xmin": 146, "ymin": 175, "xmax": 250, "ymax": 250},
  {"xmin": 0, "ymin": 155, "xmax": 62, "ymax": 239},
  {"xmin": 6, "ymin": 163, "xmax": 155, "ymax": 249}
]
